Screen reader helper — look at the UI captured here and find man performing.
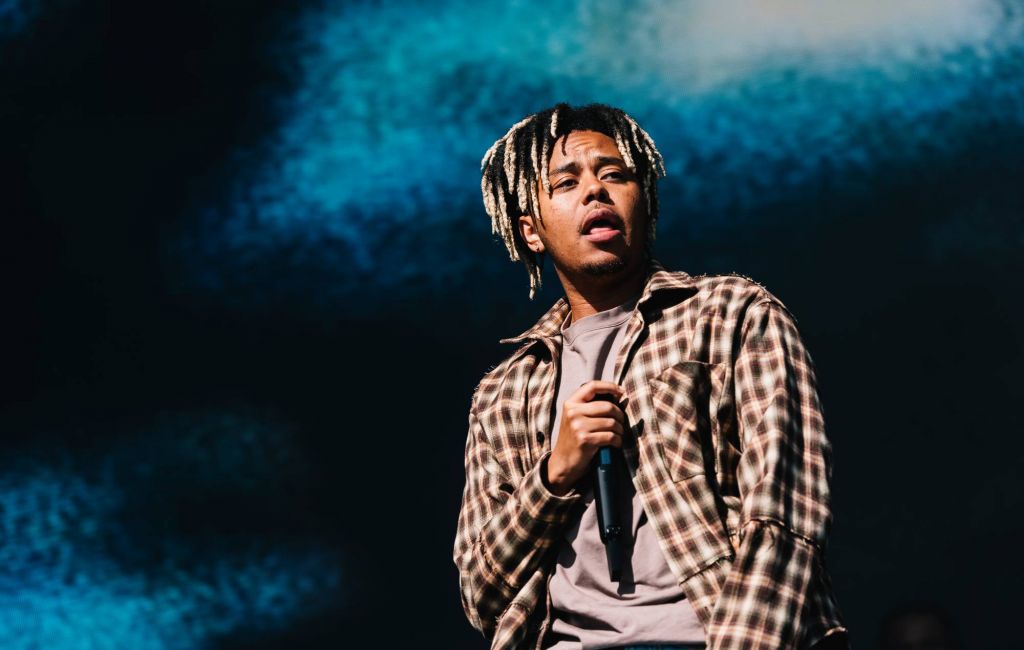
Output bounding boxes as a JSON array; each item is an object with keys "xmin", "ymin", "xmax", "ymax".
[{"xmin": 454, "ymin": 102, "xmax": 849, "ymax": 650}]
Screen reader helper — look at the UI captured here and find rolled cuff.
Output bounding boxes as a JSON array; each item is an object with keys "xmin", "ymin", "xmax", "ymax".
[{"xmin": 521, "ymin": 450, "xmax": 582, "ymax": 523}]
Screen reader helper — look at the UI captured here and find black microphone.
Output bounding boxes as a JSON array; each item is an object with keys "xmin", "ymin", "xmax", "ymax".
[{"xmin": 591, "ymin": 392, "xmax": 625, "ymax": 582}]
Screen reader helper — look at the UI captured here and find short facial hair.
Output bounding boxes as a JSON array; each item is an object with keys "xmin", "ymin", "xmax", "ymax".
[{"xmin": 580, "ymin": 256, "xmax": 627, "ymax": 277}]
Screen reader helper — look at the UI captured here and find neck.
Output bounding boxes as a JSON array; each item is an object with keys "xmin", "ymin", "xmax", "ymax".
[{"xmin": 556, "ymin": 255, "xmax": 649, "ymax": 322}]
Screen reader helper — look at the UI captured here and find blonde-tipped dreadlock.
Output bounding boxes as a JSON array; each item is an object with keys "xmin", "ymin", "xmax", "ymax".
[{"xmin": 480, "ymin": 102, "xmax": 667, "ymax": 300}]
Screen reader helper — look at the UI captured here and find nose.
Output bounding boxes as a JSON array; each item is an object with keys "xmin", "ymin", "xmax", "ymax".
[{"xmin": 581, "ymin": 173, "xmax": 610, "ymax": 204}]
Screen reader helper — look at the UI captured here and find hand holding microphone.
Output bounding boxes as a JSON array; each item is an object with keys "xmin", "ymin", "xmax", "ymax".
[
  {"xmin": 546, "ymin": 380, "xmax": 627, "ymax": 581},
  {"xmin": 545, "ymin": 380, "xmax": 626, "ymax": 496}
]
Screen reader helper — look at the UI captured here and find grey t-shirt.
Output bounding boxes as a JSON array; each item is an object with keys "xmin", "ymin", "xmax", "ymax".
[{"xmin": 546, "ymin": 293, "xmax": 706, "ymax": 650}]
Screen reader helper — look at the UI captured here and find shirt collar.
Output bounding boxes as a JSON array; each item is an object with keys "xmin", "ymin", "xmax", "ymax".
[{"xmin": 498, "ymin": 257, "xmax": 699, "ymax": 345}]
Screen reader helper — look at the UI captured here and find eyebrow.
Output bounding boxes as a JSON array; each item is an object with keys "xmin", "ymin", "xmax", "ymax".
[{"xmin": 549, "ymin": 155, "xmax": 626, "ymax": 178}]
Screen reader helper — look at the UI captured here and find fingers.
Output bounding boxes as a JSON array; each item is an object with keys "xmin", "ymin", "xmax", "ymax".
[
  {"xmin": 573, "ymin": 380, "xmax": 625, "ymax": 404},
  {"xmin": 563, "ymin": 413, "xmax": 623, "ymax": 443},
  {"xmin": 563, "ymin": 400, "xmax": 625, "ymax": 424},
  {"xmin": 567, "ymin": 426, "xmax": 623, "ymax": 449},
  {"xmin": 573, "ymin": 416, "xmax": 623, "ymax": 435},
  {"xmin": 587, "ymin": 432, "xmax": 623, "ymax": 449}
]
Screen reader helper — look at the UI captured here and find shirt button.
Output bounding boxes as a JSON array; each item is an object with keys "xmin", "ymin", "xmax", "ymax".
[{"xmin": 536, "ymin": 431, "xmax": 545, "ymax": 444}]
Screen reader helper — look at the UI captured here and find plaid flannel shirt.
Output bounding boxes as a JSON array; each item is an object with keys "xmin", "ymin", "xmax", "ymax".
[{"xmin": 454, "ymin": 258, "xmax": 848, "ymax": 649}]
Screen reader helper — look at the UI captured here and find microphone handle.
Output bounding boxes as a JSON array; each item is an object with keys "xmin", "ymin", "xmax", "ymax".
[{"xmin": 592, "ymin": 395, "xmax": 625, "ymax": 582}]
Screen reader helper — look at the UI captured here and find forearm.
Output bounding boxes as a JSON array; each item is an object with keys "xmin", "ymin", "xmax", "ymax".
[
  {"xmin": 707, "ymin": 297, "xmax": 844, "ymax": 649},
  {"xmin": 455, "ymin": 440, "xmax": 580, "ymax": 636},
  {"xmin": 706, "ymin": 519, "xmax": 841, "ymax": 650},
  {"xmin": 732, "ymin": 299, "xmax": 834, "ymax": 544}
]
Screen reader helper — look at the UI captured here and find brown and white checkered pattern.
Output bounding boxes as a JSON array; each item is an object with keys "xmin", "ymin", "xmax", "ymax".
[{"xmin": 454, "ymin": 258, "xmax": 848, "ymax": 649}]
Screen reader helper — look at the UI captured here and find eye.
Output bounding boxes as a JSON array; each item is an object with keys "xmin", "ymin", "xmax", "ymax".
[
  {"xmin": 554, "ymin": 178, "xmax": 577, "ymax": 190},
  {"xmin": 602, "ymin": 170, "xmax": 626, "ymax": 181}
]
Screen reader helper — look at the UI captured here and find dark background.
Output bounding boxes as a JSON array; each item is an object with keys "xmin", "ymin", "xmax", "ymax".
[{"xmin": 2, "ymin": 0, "xmax": 1022, "ymax": 647}]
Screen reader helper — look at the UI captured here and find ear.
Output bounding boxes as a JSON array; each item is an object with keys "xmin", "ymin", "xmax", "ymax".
[{"xmin": 517, "ymin": 214, "xmax": 545, "ymax": 254}]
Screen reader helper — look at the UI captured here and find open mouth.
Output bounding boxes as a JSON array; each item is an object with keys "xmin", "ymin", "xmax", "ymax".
[
  {"xmin": 582, "ymin": 208, "xmax": 624, "ymax": 240},
  {"xmin": 585, "ymin": 220, "xmax": 619, "ymax": 234}
]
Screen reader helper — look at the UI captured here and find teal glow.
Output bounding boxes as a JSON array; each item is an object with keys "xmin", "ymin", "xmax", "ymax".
[
  {"xmin": 172, "ymin": 0, "xmax": 1024, "ymax": 307},
  {"xmin": 0, "ymin": 410, "xmax": 343, "ymax": 649}
]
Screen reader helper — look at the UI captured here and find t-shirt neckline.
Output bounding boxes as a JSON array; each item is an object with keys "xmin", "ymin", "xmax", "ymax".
[{"xmin": 561, "ymin": 291, "xmax": 641, "ymax": 345}]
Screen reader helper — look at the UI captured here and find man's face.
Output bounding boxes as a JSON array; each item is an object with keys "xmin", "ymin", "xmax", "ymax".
[{"xmin": 518, "ymin": 130, "xmax": 649, "ymax": 281}]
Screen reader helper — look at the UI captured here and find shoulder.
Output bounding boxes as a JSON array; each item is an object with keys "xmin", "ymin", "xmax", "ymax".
[
  {"xmin": 687, "ymin": 273, "xmax": 808, "ymax": 349},
  {"xmin": 652, "ymin": 270, "xmax": 804, "ymax": 359},
  {"xmin": 468, "ymin": 342, "xmax": 537, "ymax": 414},
  {"xmin": 693, "ymin": 271, "xmax": 771, "ymax": 301},
  {"xmin": 676, "ymin": 271, "xmax": 795, "ymax": 320}
]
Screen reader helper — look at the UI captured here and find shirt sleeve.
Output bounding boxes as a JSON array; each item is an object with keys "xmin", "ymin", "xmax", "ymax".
[
  {"xmin": 705, "ymin": 298, "xmax": 848, "ymax": 650},
  {"xmin": 453, "ymin": 393, "xmax": 582, "ymax": 639}
]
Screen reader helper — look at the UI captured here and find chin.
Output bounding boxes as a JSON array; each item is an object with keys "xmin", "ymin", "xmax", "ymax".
[{"xmin": 579, "ymin": 254, "xmax": 629, "ymax": 277}]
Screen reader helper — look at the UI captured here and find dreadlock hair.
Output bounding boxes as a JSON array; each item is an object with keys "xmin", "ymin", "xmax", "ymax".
[{"xmin": 480, "ymin": 102, "xmax": 667, "ymax": 300}]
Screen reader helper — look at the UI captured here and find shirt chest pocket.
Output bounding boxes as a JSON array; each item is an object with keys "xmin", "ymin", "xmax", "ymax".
[{"xmin": 648, "ymin": 360, "xmax": 719, "ymax": 482}]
